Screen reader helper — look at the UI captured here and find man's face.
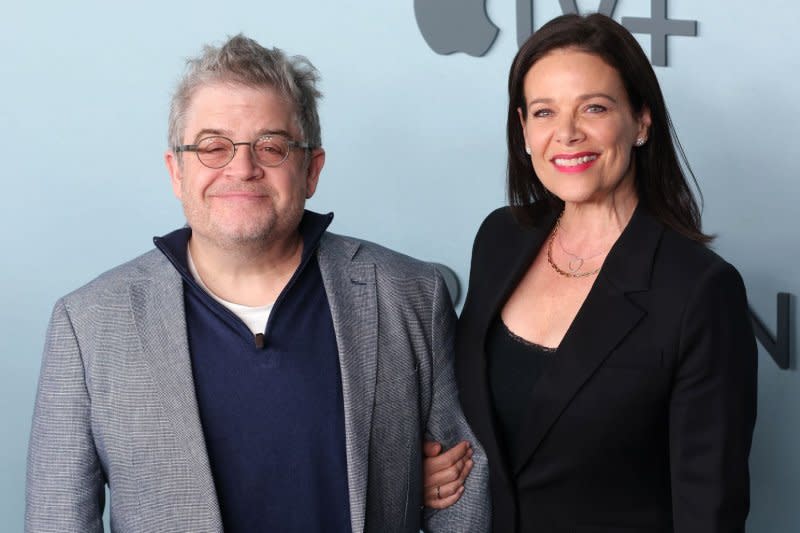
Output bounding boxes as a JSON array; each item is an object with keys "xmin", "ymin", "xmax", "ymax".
[{"xmin": 165, "ymin": 83, "xmax": 324, "ymax": 251}]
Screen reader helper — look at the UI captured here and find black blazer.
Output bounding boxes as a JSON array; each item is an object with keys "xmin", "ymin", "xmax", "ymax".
[{"xmin": 455, "ymin": 205, "xmax": 757, "ymax": 532}]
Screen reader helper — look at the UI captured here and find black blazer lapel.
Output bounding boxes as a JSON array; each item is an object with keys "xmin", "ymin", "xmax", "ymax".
[
  {"xmin": 459, "ymin": 207, "xmax": 559, "ymax": 499},
  {"xmin": 512, "ymin": 205, "xmax": 665, "ymax": 475}
]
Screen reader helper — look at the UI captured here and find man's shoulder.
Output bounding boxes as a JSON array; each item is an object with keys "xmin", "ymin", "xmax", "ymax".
[
  {"xmin": 60, "ymin": 248, "xmax": 174, "ymax": 308},
  {"xmin": 320, "ymin": 232, "xmax": 438, "ymax": 280}
]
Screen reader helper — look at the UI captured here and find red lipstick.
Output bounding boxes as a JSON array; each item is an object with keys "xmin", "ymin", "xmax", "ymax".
[{"xmin": 551, "ymin": 152, "xmax": 599, "ymax": 173}]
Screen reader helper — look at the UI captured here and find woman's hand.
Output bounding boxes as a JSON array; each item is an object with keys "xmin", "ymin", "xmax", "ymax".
[{"xmin": 422, "ymin": 440, "xmax": 474, "ymax": 509}]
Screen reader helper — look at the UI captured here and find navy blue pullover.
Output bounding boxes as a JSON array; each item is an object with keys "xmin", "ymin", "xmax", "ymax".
[{"xmin": 154, "ymin": 211, "xmax": 351, "ymax": 533}]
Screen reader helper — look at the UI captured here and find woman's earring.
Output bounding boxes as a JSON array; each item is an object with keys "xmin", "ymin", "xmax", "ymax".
[
  {"xmin": 525, "ymin": 145, "xmax": 531, "ymax": 154},
  {"xmin": 635, "ymin": 138, "xmax": 646, "ymax": 147}
]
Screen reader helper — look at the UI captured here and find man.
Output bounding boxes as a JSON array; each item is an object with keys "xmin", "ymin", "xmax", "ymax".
[{"xmin": 25, "ymin": 35, "xmax": 488, "ymax": 533}]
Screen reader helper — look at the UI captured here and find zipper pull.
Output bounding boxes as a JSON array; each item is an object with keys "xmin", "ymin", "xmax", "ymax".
[{"xmin": 254, "ymin": 333, "xmax": 265, "ymax": 349}]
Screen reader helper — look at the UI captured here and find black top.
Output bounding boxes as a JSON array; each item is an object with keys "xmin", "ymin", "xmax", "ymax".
[{"xmin": 487, "ymin": 317, "xmax": 554, "ymax": 464}]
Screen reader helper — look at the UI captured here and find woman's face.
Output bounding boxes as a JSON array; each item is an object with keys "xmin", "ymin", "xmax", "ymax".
[{"xmin": 519, "ymin": 48, "xmax": 650, "ymax": 207}]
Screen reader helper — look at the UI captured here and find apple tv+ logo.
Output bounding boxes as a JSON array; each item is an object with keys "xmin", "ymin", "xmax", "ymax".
[
  {"xmin": 414, "ymin": 0, "xmax": 499, "ymax": 57},
  {"xmin": 414, "ymin": 0, "xmax": 698, "ymax": 66}
]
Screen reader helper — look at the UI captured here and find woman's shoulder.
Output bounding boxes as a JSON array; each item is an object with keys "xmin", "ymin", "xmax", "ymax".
[
  {"xmin": 654, "ymin": 222, "xmax": 745, "ymax": 294},
  {"xmin": 471, "ymin": 206, "xmax": 527, "ymax": 261},
  {"xmin": 474, "ymin": 203, "xmax": 553, "ymax": 245},
  {"xmin": 475, "ymin": 206, "xmax": 515, "ymax": 239},
  {"xmin": 470, "ymin": 203, "xmax": 557, "ymax": 270},
  {"xmin": 659, "ymin": 223, "xmax": 726, "ymax": 267}
]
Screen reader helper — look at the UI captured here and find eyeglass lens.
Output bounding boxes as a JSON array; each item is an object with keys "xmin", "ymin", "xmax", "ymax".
[{"xmin": 196, "ymin": 136, "xmax": 290, "ymax": 168}]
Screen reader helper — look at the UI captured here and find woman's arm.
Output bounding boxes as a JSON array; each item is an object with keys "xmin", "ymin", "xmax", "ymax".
[
  {"xmin": 669, "ymin": 260, "xmax": 757, "ymax": 532},
  {"xmin": 422, "ymin": 440, "xmax": 474, "ymax": 509}
]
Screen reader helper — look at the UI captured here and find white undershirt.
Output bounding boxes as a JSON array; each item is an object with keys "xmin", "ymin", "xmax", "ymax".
[{"xmin": 187, "ymin": 247, "xmax": 273, "ymax": 335}]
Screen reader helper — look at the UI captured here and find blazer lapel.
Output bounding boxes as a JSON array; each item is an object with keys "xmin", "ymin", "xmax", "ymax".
[
  {"xmin": 466, "ymin": 208, "xmax": 559, "ymax": 494},
  {"xmin": 128, "ymin": 259, "xmax": 222, "ymax": 530},
  {"xmin": 484, "ymin": 218, "xmax": 558, "ymax": 331},
  {"xmin": 317, "ymin": 233, "xmax": 378, "ymax": 533},
  {"xmin": 512, "ymin": 205, "xmax": 663, "ymax": 474}
]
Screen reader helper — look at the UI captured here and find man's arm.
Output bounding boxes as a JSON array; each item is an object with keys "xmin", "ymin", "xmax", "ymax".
[
  {"xmin": 422, "ymin": 270, "xmax": 490, "ymax": 532},
  {"xmin": 26, "ymin": 299, "xmax": 105, "ymax": 533}
]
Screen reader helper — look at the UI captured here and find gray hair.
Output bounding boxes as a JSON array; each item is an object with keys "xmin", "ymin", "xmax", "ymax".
[{"xmin": 168, "ymin": 34, "xmax": 322, "ymax": 151}]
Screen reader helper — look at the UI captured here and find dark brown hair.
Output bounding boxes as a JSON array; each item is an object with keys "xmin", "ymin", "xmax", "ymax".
[{"xmin": 507, "ymin": 14, "xmax": 711, "ymax": 243}]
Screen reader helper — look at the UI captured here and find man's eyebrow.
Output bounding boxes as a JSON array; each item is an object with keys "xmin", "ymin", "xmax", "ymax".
[
  {"xmin": 192, "ymin": 128, "xmax": 229, "ymax": 142},
  {"xmin": 191, "ymin": 128, "xmax": 295, "ymax": 142},
  {"xmin": 256, "ymin": 128, "xmax": 294, "ymax": 139}
]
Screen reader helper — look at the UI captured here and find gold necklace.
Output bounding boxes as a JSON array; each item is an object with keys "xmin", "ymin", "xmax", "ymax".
[{"xmin": 546, "ymin": 213, "xmax": 604, "ymax": 279}]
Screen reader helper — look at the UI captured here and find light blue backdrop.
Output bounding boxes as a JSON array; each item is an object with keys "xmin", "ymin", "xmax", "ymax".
[{"xmin": 2, "ymin": 1, "xmax": 797, "ymax": 530}]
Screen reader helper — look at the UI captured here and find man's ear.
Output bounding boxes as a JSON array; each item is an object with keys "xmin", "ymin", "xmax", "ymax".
[
  {"xmin": 304, "ymin": 148, "xmax": 325, "ymax": 199},
  {"xmin": 165, "ymin": 150, "xmax": 183, "ymax": 200}
]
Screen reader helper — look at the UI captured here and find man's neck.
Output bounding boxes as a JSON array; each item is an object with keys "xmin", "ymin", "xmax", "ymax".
[{"xmin": 187, "ymin": 233, "xmax": 304, "ymax": 307}]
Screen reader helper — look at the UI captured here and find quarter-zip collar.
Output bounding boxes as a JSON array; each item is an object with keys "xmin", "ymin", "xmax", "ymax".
[{"xmin": 154, "ymin": 209, "xmax": 334, "ymax": 347}]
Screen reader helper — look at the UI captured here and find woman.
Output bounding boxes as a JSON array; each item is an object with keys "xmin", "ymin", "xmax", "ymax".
[{"xmin": 423, "ymin": 13, "xmax": 757, "ymax": 532}]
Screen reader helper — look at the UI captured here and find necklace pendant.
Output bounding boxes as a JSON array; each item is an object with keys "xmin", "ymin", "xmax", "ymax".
[{"xmin": 568, "ymin": 258, "xmax": 584, "ymax": 273}]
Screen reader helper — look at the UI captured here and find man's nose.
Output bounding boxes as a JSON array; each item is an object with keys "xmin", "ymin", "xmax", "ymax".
[{"xmin": 225, "ymin": 143, "xmax": 263, "ymax": 180}]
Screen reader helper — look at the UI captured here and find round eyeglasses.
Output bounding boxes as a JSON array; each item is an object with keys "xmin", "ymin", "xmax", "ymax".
[{"xmin": 173, "ymin": 135, "xmax": 313, "ymax": 169}]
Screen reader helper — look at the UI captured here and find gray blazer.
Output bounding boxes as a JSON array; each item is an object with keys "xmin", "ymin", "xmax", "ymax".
[{"xmin": 26, "ymin": 232, "xmax": 489, "ymax": 533}]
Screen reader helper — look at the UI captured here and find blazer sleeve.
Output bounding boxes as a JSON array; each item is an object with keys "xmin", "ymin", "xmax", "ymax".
[
  {"xmin": 669, "ymin": 260, "xmax": 757, "ymax": 532},
  {"xmin": 422, "ymin": 269, "xmax": 491, "ymax": 533},
  {"xmin": 26, "ymin": 299, "xmax": 105, "ymax": 533}
]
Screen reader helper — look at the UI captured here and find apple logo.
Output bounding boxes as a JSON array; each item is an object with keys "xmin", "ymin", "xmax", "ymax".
[{"xmin": 414, "ymin": 0, "xmax": 499, "ymax": 57}]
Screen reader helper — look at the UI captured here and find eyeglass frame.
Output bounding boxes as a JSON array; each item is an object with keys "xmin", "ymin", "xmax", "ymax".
[{"xmin": 173, "ymin": 134, "xmax": 315, "ymax": 169}]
